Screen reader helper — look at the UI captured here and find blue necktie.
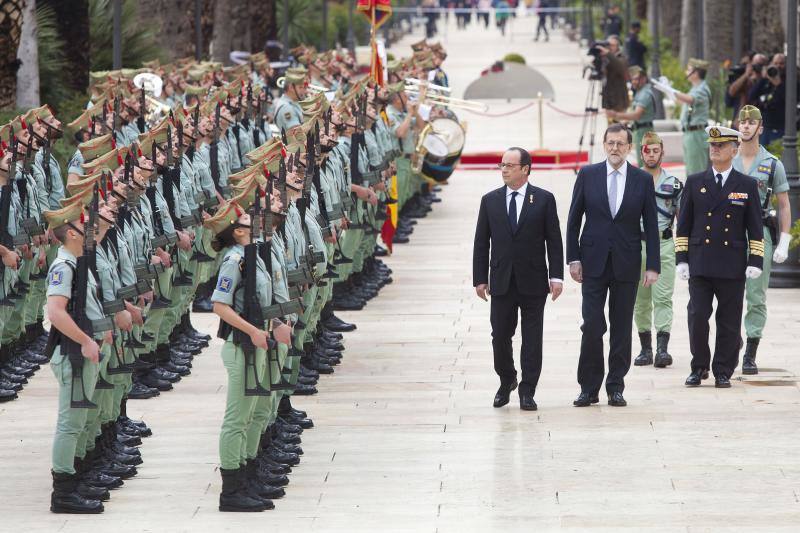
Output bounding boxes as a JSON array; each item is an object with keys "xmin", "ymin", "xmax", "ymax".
[
  {"xmin": 716, "ymin": 173, "xmax": 723, "ymax": 191},
  {"xmin": 508, "ymin": 191, "xmax": 518, "ymax": 233}
]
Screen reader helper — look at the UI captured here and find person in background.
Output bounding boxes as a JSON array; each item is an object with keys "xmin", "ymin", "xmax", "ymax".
[
  {"xmin": 625, "ymin": 21, "xmax": 647, "ymax": 70},
  {"xmin": 534, "ymin": 0, "xmax": 550, "ymax": 42}
]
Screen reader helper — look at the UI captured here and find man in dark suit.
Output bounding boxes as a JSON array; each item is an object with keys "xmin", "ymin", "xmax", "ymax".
[
  {"xmin": 675, "ymin": 126, "xmax": 764, "ymax": 388},
  {"xmin": 473, "ymin": 147, "xmax": 564, "ymax": 411},
  {"xmin": 566, "ymin": 124, "xmax": 661, "ymax": 407}
]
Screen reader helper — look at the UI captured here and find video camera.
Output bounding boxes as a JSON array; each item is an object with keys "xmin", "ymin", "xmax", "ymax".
[{"xmin": 584, "ymin": 41, "xmax": 609, "ymax": 81}]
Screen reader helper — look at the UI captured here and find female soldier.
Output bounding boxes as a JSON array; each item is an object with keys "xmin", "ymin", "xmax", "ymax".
[{"xmin": 206, "ymin": 199, "xmax": 276, "ymax": 512}]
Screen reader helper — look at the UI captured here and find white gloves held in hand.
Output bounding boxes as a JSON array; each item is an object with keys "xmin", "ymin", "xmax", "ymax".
[
  {"xmin": 745, "ymin": 266, "xmax": 763, "ymax": 279},
  {"xmin": 772, "ymin": 232, "xmax": 791, "ymax": 263},
  {"xmin": 676, "ymin": 262, "xmax": 690, "ymax": 281}
]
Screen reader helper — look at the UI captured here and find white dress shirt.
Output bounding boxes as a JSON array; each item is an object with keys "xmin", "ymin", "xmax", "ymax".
[
  {"xmin": 505, "ymin": 183, "xmax": 562, "ymax": 284},
  {"xmin": 606, "ymin": 160, "xmax": 627, "ymax": 215},
  {"xmin": 505, "ymin": 183, "xmax": 527, "ymax": 223},
  {"xmin": 711, "ymin": 165, "xmax": 733, "ymax": 187}
]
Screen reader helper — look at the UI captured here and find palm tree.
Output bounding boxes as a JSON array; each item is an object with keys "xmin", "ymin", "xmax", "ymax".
[
  {"xmin": 751, "ymin": 0, "xmax": 784, "ymax": 55},
  {"xmin": 0, "ymin": 0, "xmax": 26, "ymax": 110}
]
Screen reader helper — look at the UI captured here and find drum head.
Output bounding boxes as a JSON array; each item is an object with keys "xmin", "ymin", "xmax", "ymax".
[
  {"xmin": 422, "ymin": 134, "xmax": 448, "ymax": 158},
  {"xmin": 430, "ymin": 118, "xmax": 466, "ymax": 158}
]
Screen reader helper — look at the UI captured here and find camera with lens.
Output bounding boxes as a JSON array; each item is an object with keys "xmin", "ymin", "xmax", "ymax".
[
  {"xmin": 585, "ymin": 41, "xmax": 609, "ymax": 81},
  {"xmin": 766, "ymin": 65, "xmax": 780, "ymax": 78},
  {"xmin": 727, "ymin": 64, "xmax": 746, "ymax": 84}
]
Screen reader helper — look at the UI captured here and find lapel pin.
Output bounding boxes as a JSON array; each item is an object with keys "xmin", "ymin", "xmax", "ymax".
[
  {"xmin": 700, "ymin": 187, "xmax": 706, "ymax": 193},
  {"xmin": 528, "ymin": 194, "xmax": 533, "ymax": 203}
]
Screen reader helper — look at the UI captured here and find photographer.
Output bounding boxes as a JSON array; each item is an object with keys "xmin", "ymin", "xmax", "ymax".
[
  {"xmin": 727, "ymin": 53, "xmax": 767, "ymax": 127},
  {"xmin": 597, "ymin": 37, "xmax": 630, "ymax": 114},
  {"xmin": 748, "ymin": 53, "xmax": 786, "ymax": 146}
]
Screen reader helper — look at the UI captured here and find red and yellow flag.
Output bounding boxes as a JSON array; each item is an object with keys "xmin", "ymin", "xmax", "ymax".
[{"xmin": 357, "ymin": 0, "xmax": 392, "ymax": 86}]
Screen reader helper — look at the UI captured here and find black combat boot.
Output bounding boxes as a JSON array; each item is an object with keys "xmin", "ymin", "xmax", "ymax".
[
  {"xmin": 742, "ymin": 337, "xmax": 759, "ymax": 375},
  {"xmin": 219, "ymin": 467, "xmax": 270, "ymax": 512},
  {"xmin": 634, "ymin": 331, "xmax": 653, "ymax": 366},
  {"xmin": 50, "ymin": 471, "xmax": 104, "ymax": 514},
  {"xmin": 245, "ymin": 459, "xmax": 285, "ymax": 500},
  {"xmin": 74, "ymin": 457, "xmax": 110, "ymax": 502},
  {"xmin": 654, "ymin": 332, "xmax": 673, "ymax": 368}
]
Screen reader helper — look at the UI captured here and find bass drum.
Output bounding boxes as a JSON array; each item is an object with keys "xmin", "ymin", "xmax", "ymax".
[{"xmin": 421, "ymin": 117, "xmax": 466, "ymax": 183}]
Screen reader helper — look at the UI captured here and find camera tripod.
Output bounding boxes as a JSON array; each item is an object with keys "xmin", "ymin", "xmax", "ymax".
[{"xmin": 574, "ymin": 77, "xmax": 602, "ymax": 174}]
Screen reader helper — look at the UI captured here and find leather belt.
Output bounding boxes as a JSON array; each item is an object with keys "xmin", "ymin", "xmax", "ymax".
[
  {"xmin": 633, "ymin": 121, "xmax": 653, "ymax": 130},
  {"xmin": 684, "ymin": 124, "xmax": 705, "ymax": 132}
]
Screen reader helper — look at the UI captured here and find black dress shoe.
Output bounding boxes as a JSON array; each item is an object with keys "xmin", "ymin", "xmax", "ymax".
[
  {"xmin": 573, "ymin": 392, "xmax": 599, "ymax": 407},
  {"xmin": 714, "ymin": 375, "xmax": 732, "ymax": 388},
  {"xmin": 519, "ymin": 393, "xmax": 537, "ymax": 411},
  {"xmin": 607, "ymin": 391, "xmax": 627, "ymax": 407},
  {"xmin": 492, "ymin": 380, "xmax": 518, "ymax": 408},
  {"xmin": 685, "ymin": 369, "xmax": 709, "ymax": 387}
]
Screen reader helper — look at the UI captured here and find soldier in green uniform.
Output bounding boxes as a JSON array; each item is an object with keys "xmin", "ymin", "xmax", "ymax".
[
  {"xmin": 674, "ymin": 58, "xmax": 712, "ymax": 175},
  {"xmin": 206, "ymin": 200, "xmax": 276, "ymax": 512},
  {"xmin": 733, "ymin": 105, "xmax": 792, "ymax": 374},
  {"xmin": 633, "ymin": 132, "xmax": 682, "ymax": 368},
  {"xmin": 274, "ymin": 68, "xmax": 308, "ymax": 133},
  {"xmin": 606, "ymin": 66, "xmax": 656, "ymax": 167},
  {"xmin": 44, "ymin": 201, "xmax": 111, "ymax": 513}
]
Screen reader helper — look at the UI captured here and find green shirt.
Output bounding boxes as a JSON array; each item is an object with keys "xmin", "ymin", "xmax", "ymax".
[
  {"xmin": 632, "ymin": 83, "xmax": 656, "ymax": 125},
  {"xmin": 680, "ymin": 81, "xmax": 711, "ymax": 128},
  {"xmin": 732, "ymin": 144, "xmax": 789, "ymax": 204},
  {"xmin": 47, "ymin": 247, "xmax": 107, "ymax": 338},
  {"xmin": 211, "ymin": 243, "xmax": 273, "ymax": 313},
  {"xmin": 274, "ymin": 95, "xmax": 304, "ymax": 132}
]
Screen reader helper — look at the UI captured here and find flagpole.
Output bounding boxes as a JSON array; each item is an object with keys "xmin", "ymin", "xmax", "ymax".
[{"xmin": 371, "ymin": 4, "xmax": 377, "ymax": 82}]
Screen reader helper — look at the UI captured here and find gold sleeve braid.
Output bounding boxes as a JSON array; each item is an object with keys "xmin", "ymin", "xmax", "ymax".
[
  {"xmin": 675, "ymin": 237, "xmax": 689, "ymax": 253},
  {"xmin": 749, "ymin": 240, "xmax": 765, "ymax": 257}
]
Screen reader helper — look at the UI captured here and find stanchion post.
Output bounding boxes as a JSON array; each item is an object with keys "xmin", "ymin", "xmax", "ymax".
[{"xmin": 537, "ymin": 92, "xmax": 544, "ymax": 150}]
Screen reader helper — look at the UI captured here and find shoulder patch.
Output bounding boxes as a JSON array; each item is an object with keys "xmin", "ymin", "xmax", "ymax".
[
  {"xmin": 284, "ymin": 112, "xmax": 292, "ymax": 120},
  {"xmin": 49, "ymin": 270, "xmax": 63, "ymax": 286},
  {"xmin": 217, "ymin": 276, "xmax": 233, "ymax": 293}
]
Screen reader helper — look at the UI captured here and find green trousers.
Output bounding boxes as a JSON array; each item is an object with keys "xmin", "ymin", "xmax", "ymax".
[
  {"xmin": 745, "ymin": 233, "xmax": 775, "ymax": 339},
  {"xmin": 683, "ymin": 129, "xmax": 709, "ymax": 175},
  {"xmin": 80, "ymin": 343, "xmax": 113, "ymax": 458},
  {"xmin": 634, "ymin": 238, "xmax": 676, "ymax": 333},
  {"xmin": 219, "ymin": 340, "xmax": 267, "ymax": 469},
  {"xmin": 51, "ymin": 347, "xmax": 100, "ymax": 474}
]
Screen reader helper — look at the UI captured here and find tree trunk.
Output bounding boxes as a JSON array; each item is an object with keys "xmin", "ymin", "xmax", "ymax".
[
  {"xmin": 211, "ymin": 0, "xmax": 233, "ymax": 64},
  {"xmin": 16, "ymin": 0, "xmax": 38, "ymax": 108},
  {"xmin": 634, "ymin": 0, "xmax": 647, "ymax": 21},
  {"xmin": 661, "ymin": 0, "xmax": 682, "ymax": 56},
  {"xmin": 679, "ymin": 0, "xmax": 697, "ymax": 66},
  {"xmin": 229, "ymin": 0, "xmax": 251, "ymax": 54},
  {"xmin": 250, "ymin": 0, "xmax": 275, "ymax": 53},
  {"xmin": 46, "ymin": 0, "xmax": 88, "ymax": 95},
  {"xmin": 703, "ymin": 0, "xmax": 734, "ymax": 68},
  {"xmin": 0, "ymin": 0, "xmax": 25, "ymax": 111},
  {"xmin": 750, "ymin": 0, "xmax": 784, "ymax": 56}
]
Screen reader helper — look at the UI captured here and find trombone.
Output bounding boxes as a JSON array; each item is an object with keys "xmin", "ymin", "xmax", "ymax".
[
  {"xmin": 404, "ymin": 86, "xmax": 488, "ymax": 112},
  {"xmin": 405, "ymin": 78, "xmax": 452, "ymax": 94}
]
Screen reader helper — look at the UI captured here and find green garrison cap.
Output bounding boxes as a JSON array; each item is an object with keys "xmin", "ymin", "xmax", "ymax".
[{"xmin": 738, "ymin": 104, "xmax": 762, "ymax": 122}]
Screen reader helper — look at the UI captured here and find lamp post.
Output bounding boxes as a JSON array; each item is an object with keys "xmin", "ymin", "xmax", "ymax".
[
  {"xmin": 770, "ymin": 0, "xmax": 800, "ymax": 288},
  {"xmin": 283, "ymin": 0, "xmax": 290, "ymax": 60},
  {"xmin": 195, "ymin": 0, "xmax": 202, "ymax": 61},
  {"xmin": 112, "ymin": 0, "xmax": 122, "ymax": 69},
  {"xmin": 347, "ymin": 0, "xmax": 356, "ymax": 54},
  {"xmin": 321, "ymin": 0, "xmax": 329, "ymax": 51},
  {"xmin": 695, "ymin": 0, "xmax": 704, "ymax": 59},
  {"xmin": 651, "ymin": 0, "xmax": 665, "ymax": 120}
]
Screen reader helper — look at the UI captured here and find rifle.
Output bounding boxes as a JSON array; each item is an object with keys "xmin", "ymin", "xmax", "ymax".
[
  {"xmin": 112, "ymin": 96, "xmax": 120, "ymax": 141},
  {"xmin": 0, "ymin": 175, "xmax": 15, "ymax": 306},
  {"xmin": 137, "ymin": 88, "xmax": 146, "ymax": 133},
  {"xmin": 233, "ymin": 188, "xmax": 272, "ymax": 396},
  {"xmin": 312, "ymin": 122, "xmax": 333, "ymax": 239},
  {"xmin": 58, "ymin": 183, "xmax": 113, "ymax": 407},
  {"xmin": 209, "ymin": 102, "xmax": 224, "ymax": 195}
]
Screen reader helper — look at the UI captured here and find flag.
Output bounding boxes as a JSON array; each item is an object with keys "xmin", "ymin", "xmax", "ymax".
[
  {"xmin": 380, "ymin": 172, "xmax": 398, "ymax": 253},
  {"xmin": 357, "ymin": 0, "xmax": 392, "ymax": 28},
  {"xmin": 357, "ymin": 0, "xmax": 392, "ymax": 86}
]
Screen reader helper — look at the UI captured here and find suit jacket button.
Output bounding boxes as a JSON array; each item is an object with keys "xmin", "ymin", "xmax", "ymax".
[
  {"xmin": 707, "ymin": 212, "xmax": 712, "ymax": 216},
  {"xmin": 724, "ymin": 241, "xmax": 729, "ymax": 246},
  {"xmin": 705, "ymin": 238, "xmax": 710, "ymax": 244},
  {"xmin": 726, "ymin": 214, "xmax": 731, "ymax": 218},
  {"xmin": 706, "ymin": 225, "xmax": 711, "ymax": 230},
  {"xmin": 724, "ymin": 228, "xmax": 729, "ymax": 232}
]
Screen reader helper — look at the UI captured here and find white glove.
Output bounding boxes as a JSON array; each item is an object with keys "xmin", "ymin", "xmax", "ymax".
[
  {"xmin": 772, "ymin": 232, "xmax": 791, "ymax": 263},
  {"xmin": 676, "ymin": 262, "xmax": 690, "ymax": 281},
  {"xmin": 745, "ymin": 266, "xmax": 763, "ymax": 279},
  {"xmin": 652, "ymin": 77, "xmax": 676, "ymax": 101}
]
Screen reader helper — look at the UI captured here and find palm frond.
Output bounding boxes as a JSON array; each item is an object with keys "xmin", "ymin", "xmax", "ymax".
[
  {"xmin": 37, "ymin": 3, "xmax": 71, "ymax": 106},
  {"xmin": 89, "ymin": 0, "xmax": 165, "ymax": 71}
]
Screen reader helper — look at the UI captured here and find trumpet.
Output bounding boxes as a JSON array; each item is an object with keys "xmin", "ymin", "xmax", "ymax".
[
  {"xmin": 276, "ymin": 76, "xmax": 329, "ymax": 93},
  {"xmin": 404, "ymin": 87, "xmax": 488, "ymax": 112},
  {"xmin": 405, "ymin": 78, "xmax": 452, "ymax": 94},
  {"xmin": 144, "ymin": 96, "xmax": 172, "ymax": 129}
]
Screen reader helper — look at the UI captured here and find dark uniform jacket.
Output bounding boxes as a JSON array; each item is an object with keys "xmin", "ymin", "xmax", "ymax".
[
  {"xmin": 473, "ymin": 183, "xmax": 564, "ymax": 297},
  {"xmin": 675, "ymin": 168, "xmax": 764, "ymax": 279}
]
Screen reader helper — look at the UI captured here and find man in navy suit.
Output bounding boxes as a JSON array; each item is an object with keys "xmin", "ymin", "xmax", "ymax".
[
  {"xmin": 473, "ymin": 148, "xmax": 564, "ymax": 411},
  {"xmin": 566, "ymin": 124, "xmax": 661, "ymax": 407}
]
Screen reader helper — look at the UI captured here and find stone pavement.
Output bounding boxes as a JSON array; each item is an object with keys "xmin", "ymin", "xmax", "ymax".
[{"xmin": 2, "ymin": 13, "xmax": 800, "ymax": 533}]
